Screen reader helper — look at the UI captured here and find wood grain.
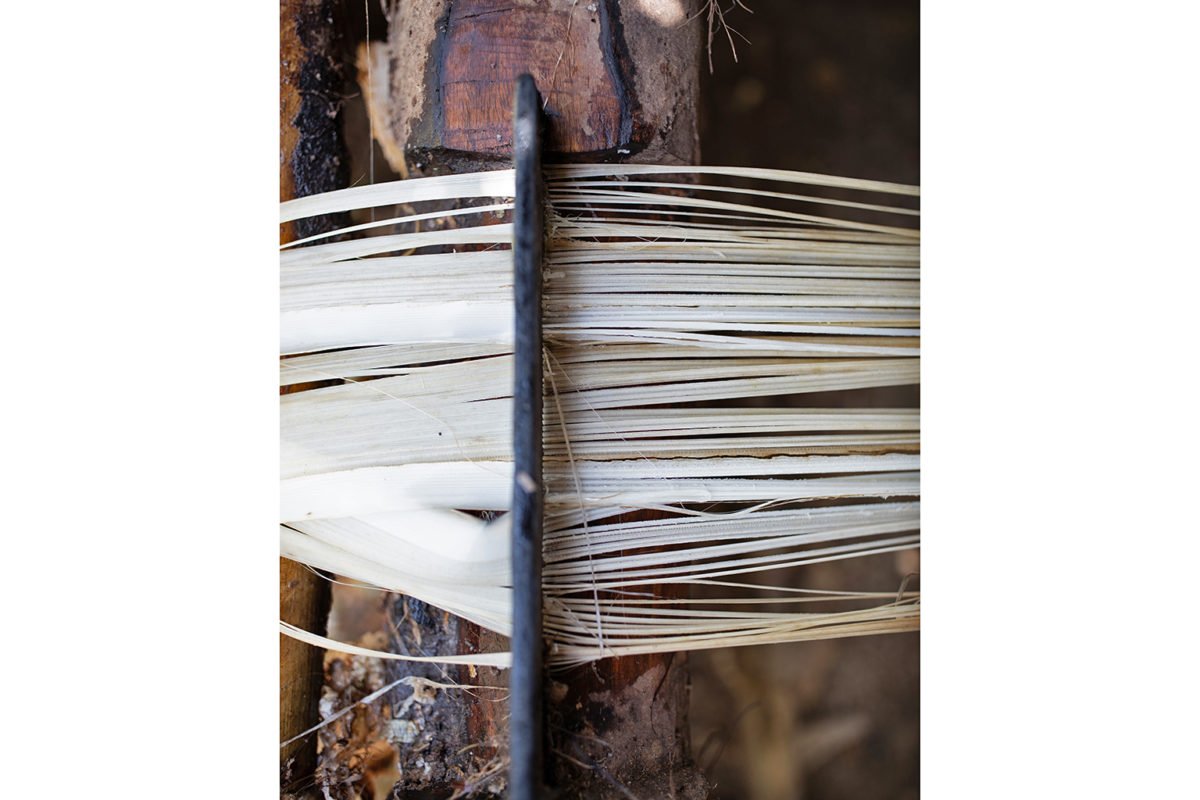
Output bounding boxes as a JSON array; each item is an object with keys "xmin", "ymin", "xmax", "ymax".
[
  {"xmin": 439, "ymin": 0, "xmax": 630, "ymax": 155},
  {"xmin": 280, "ymin": 557, "xmax": 331, "ymax": 790},
  {"xmin": 370, "ymin": 0, "xmax": 701, "ymax": 172}
]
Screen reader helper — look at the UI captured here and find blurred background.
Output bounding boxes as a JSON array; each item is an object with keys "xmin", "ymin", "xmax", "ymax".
[{"xmin": 691, "ymin": 4, "xmax": 918, "ymax": 799}]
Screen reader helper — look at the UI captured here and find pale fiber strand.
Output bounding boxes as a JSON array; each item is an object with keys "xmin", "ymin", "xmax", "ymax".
[
  {"xmin": 280, "ymin": 169, "xmax": 514, "ymax": 223},
  {"xmin": 281, "ymin": 622, "xmax": 513, "ymax": 667},
  {"xmin": 547, "ymin": 163, "xmax": 919, "ymax": 196}
]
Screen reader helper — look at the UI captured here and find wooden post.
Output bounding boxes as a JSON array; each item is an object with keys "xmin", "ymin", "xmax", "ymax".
[
  {"xmin": 280, "ymin": 0, "xmax": 347, "ymax": 791},
  {"xmin": 279, "ymin": 559, "xmax": 331, "ymax": 790},
  {"xmin": 362, "ymin": 2, "xmax": 708, "ymax": 796}
]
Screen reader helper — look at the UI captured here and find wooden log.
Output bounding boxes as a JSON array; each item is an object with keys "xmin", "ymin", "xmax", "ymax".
[
  {"xmin": 363, "ymin": 2, "xmax": 709, "ymax": 796},
  {"xmin": 280, "ymin": 0, "xmax": 347, "ymax": 791}
]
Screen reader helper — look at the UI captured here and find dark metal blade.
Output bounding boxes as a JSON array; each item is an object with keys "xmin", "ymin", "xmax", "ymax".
[{"xmin": 509, "ymin": 73, "xmax": 545, "ymax": 800}]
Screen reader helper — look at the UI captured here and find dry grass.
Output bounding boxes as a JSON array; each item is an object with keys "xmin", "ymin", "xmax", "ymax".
[{"xmin": 695, "ymin": 0, "xmax": 754, "ymax": 73}]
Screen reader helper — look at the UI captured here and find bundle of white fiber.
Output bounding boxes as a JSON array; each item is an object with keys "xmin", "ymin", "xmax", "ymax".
[{"xmin": 280, "ymin": 164, "xmax": 920, "ymax": 668}]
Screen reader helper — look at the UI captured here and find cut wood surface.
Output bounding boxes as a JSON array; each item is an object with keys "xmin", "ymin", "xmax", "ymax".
[{"xmin": 366, "ymin": 0, "xmax": 702, "ymax": 173}]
